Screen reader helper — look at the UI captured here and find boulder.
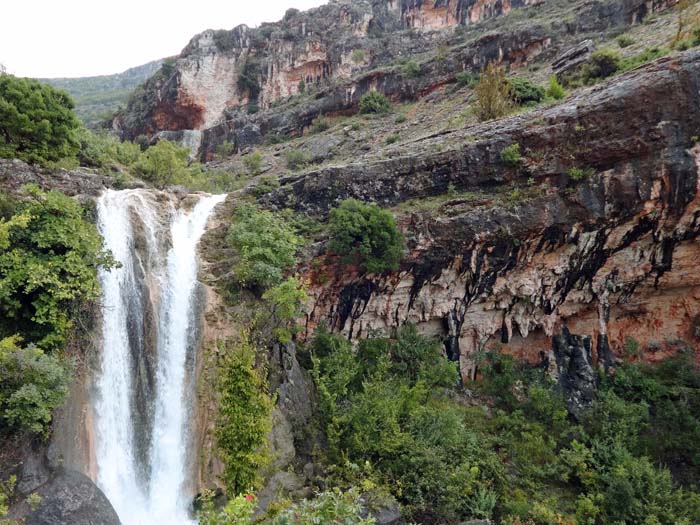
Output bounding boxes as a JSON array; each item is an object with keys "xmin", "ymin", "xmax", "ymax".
[{"xmin": 22, "ymin": 470, "xmax": 120, "ymax": 525}]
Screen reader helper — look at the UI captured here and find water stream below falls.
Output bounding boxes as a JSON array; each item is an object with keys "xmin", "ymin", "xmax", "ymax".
[{"xmin": 94, "ymin": 189, "xmax": 226, "ymax": 525}]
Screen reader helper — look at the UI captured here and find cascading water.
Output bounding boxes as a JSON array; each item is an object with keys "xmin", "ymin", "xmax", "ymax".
[{"xmin": 94, "ymin": 189, "xmax": 226, "ymax": 524}]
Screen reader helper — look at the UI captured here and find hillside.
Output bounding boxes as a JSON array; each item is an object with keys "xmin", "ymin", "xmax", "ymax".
[
  {"xmin": 3, "ymin": 1, "xmax": 700, "ymax": 524},
  {"xmin": 41, "ymin": 59, "xmax": 164, "ymax": 127}
]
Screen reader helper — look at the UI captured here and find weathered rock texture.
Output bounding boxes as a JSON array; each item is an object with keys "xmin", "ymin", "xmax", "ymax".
[
  {"xmin": 262, "ymin": 50, "xmax": 700, "ymax": 382},
  {"xmin": 112, "ymin": 0, "xmax": 678, "ymax": 158}
]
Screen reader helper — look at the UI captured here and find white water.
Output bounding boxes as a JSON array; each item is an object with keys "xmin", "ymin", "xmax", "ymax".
[{"xmin": 95, "ymin": 189, "xmax": 226, "ymax": 525}]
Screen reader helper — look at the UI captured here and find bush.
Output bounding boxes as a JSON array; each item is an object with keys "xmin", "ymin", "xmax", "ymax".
[
  {"xmin": 456, "ymin": 71, "xmax": 478, "ymax": 88},
  {"xmin": 474, "ymin": 62, "xmax": 513, "ymax": 121},
  {"xmin": 0, "ymin": 336, "xmax": 69, "ymax": 435},
  {"xmin": 134, "ymin": 139, "xmax": 190, "ymax": 187},
  {"xmin": 251, "ymin": 175, "xmax": 280, "ymax": 198},
  {"xmin": 509, "ymin": 78, "xmax": 545, "ymax": 106},
  {"xmin": 262, "ymin": 277, "xmax": 307, "ymax": 343},
  {"xmin": 402, "ymin": 60, "xmax": 421, "ymax": 78},
  {"xmin": 351, "ymin": 49, "xmax": 366, "ymax": 63},
  {"xmin": 500, "ymin": 144, "xmax": 523, "ymax": 168},
  {"xmin": 285, "ymin": 149, "xmax": 310, "ymax": 171},
  {"xmin": 359, "ymin": 91, "xmax": 391, "ymax": 115},
  {"xmin": 617, "ymin": 34, "xmax": 635, "ymax": 48},
  {"xmin": 545, "ymin": 75, "xmax": 566, "ymax": 100},
  {"xmin": 76, "ymin": 128, "xmax": 140, "ymax": 171},
  {"xmin": 215, "ymin": 333, "xmax": 273, "ymax": 496},
  {"xmin": 0, "ymin": 75, "xmax": 81, "ymax": 164},
  {"xmin": 577, "ymin": 50, "xmax": 621, "ymax": 84},
  {"xmin": 0, "ymin": 185, "xmax": 117, "ymax": 349},
  {"xmin": 226, "ymin": 203, "xmax": 299, "ymax": 291},
  {"xmin": 310, "ymin": 115, "xmax": 331, "ymax": 134},
  {"xmin": 243, "ymin": 151, "xmax": 263, "ymax": 175},
  {"xmin": 328, "ymin": 199, "xmax": 404, "ymax": 273}
]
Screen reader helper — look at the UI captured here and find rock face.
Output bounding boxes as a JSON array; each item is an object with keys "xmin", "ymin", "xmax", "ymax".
[
  {"xmin": 113, "ymin": 0, "xmax": 676, "ymax": 157},
  {"xmin": 22, "ymin": 470, "xmax": 121, "ymax": 525},
  {"xmin": 260, "ymin": 49, "xmax": 700, "ymax": 381}
]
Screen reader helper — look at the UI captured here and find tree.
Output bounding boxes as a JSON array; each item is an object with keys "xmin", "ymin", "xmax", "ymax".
[
  {"xmin": 0, "ymin": 336, "xmax": 69, "ymax": 435},
  {"xmin": 359, "ymin": 90, "xmax": 391, "ymax": 115},
  {"xmin": 215, "ymin": 333, "xmax": 273, "ymax": 496},
  {"xmin": 226, "ymin": 203, "xmax": 299, "ymax": 291},
  {"xmin": 328, "ymin": 199, "xmax": 404, "ymax": 273},
  {"xmin": 134, "ymin": 139, "xmax": 190, "ymax": 187},
  {"xmin": 0, "ymin": 185, "xmax": 117, "ymax": 349},
  {"xmin": 0, "ymin": 75, "xmax": 81, "ymax": 164},
  {"xmin": 473, "ymin": 62, "xmax": 513, "ymax": 121}
]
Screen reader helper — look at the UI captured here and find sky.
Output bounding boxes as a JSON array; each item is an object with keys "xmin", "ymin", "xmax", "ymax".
[{"xmin": 0, "ymin": 0, "xmax": 328, "ymax": 78}]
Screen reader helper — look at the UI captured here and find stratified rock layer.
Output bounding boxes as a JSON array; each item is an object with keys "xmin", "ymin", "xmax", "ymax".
[{"xmin": 272, "ymin": 50, "xmax": 700, "ymax": 381}]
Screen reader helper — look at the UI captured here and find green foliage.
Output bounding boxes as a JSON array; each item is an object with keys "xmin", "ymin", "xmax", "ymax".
[
  {"xmin": 198, "ymin": 489, "xmax": 373, "ymax": 525},
  {"xmin": 226, "ymin": 203, "xmax": 300, "ymax": 291},
  {"xmin": 328, "ymin": 199, "xmax": 404, "ymax": 274},
  {"xmin": 0, "ymin": 476, "xmax": 16, "ymax": 523},
  {"xmin": 251, "ymin": 176, "xmax": 280, "ymax": 198},
  {"xmin": 359, "ymin": 91, "xmax": 391, "ymax": 115},
  {"xmin": 285, "ymin": 149, "xmax": 310, "ymax": 171},
  {"xmin": 262, "ymin": 277, "xmax": 307, "ymax": 343},
  {"xmin": 238, "ymin": 58, "xmax": 262, "ymax": 102},
  {"xmin": 215, "ymin": 333, "xmax": 273, "ymax": 496},
  {"xmin": 509, "ymin": 77, "xmax": 545, "ymax": 106},
  {"xmin": 0, "ymin": 336, "xmax": 69, "ymax": 435},
  {"xmin": 243, "ymin": 151, "xmax": 263, "ymax": 176},
  {"xmin": 0, "ymin": 74, "xmax": 81, "ymax": 164},
  {"xmin": 0, "ymin": 186, "xmax": 117, "ymax": 349},
  {"xmin": 310, "ymin": 115, "xmax": 331, "ymax": 134},
  {"xmin": 474, "ymin": 62, "xmax": 513, "ymax": 121},
  {"xmin": 566, "ymin": 50, "xmax": 621, "ymax": 86},
  {"xmin": 351, "ymin": 49, "xmax": 366, "ymax": 64},
  {"xmin": 617, "ymin": 34, "xmax": 635, "ymax": 48},
  {"xmin": 385, "ymin": 133, "xmax": 400, "ymax": 145},
  {"xmin": 500, "ymin": 143, "xmax": 523, "ymax": 168},
  {"xmin": 545, "ymin": 75, "xmax": 566, "ymax": 100},
  {"xmin": 76, "ymin": 128, "xmax": 141, "ymax": 172},
  {"xmin": 402, "ymin": 60, "xmax": 421, "ymax": 78},
  {"xmin": 134, "ymin": 139, "xmax": 190, "ymax": 187},
  {"xmin": 567, "ymin": 167, "xmax": 595, "ymax": 181},
  {"xmin": 456, "ymin": 71, "xmax": 479, "ymax": 88}
]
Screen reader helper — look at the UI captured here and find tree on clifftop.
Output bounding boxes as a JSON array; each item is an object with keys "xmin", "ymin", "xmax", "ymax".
[{"xmin": 0, "ymin": 74, "xmax": 81, "ymax": 164}]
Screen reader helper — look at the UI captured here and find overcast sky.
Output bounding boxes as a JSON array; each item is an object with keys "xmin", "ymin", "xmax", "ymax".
[{"xmin": 0, "ymin": 0, "xmax": 327, "ymax": 78}]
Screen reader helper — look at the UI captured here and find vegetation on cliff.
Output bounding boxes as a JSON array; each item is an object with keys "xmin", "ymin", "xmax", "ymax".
[
  {"xmin": 0, "ymin": 186, "xmax": 116, "ymax": 439},
  {"xmin": 300, "ymin": 328, "xmax": 700, "ymax": 525},
  {"xmin": 0, "ymin": 75, "xmax": 81, "ymax": 164}
]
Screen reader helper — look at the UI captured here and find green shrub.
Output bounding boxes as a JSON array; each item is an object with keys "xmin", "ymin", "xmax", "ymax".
[
  {"xmin": 328, "ymin": 199, "xmax": 404, "ymax": 273},
  {"xmin": 243, "ymin": 151, "xmax": 263, "ymax": 175},
  {"xmin": 500, "ymin": 143, "xmax": 523, "ymax": 168},
  {"xmin": 351, "ymin": 49, "xmax": 366, "ymax": 64},
  {"xmin": 251, "ymin": 175, "xmax": 280, "ymax": 198},
  {"xmin": 567, "ymin": 167, "xmax": 595, "ymax": 181},
  {"xmin": 0, "ymin": 185, "xmax": 117, "ymax": 349},
  {"xmin": 385, "ymin": 133, "xmax": 400, "ymax": 145},
  {"xmin": 474, "ymin": 62, "xmax": 513, "ymax": 121},
  {"xmin": 545, "ymin": 75, "xmax": 566, "ymax": 100},
  {"xmin": 509, "ymin": 77, "xmax": 545, "ymax": 106},
  {"xmin": 226, "ymin": 203, "xmax": 299, "ymax": 291},
  {"xmin": 0, "ymin": 75, "xmax": 81, "ymax": 164},
  {"xmin": 310, "ymin": 115, "xmax": 331, "ymax": 134},
  {"xmin": 574, "ymin": 50, "xmax": 621, "ymax": 85},
  {"xmin": 285, "ymin": 148, "xmax": 310, "ymax": 170},
  {"xmin": 402, "ymin": 60, "xmax": 421, "ymax": 78},
  {"xmin": 215, "ymin": 333, "xmax": 273, "ymax": 496},
  {"xmin": 134, "ymin": 139, "xmax": 190, "ymax": 187},
  {"xmin": 617, "ymin": 34, "xmax": 635, "ymax": 48},
  {"xmin": 0, "ymin": 336, "xmax": 69, "ymax": 435},
  {"xmin": 456, "ymin": 71, "xmax": 478, "ymax": 88},
  {"xmin": 262, "ymin": 277, "xmax": 307, "ymax": 343},
  {"xmin": 359, "ymin": 91, "xmax": 391, "ymax": 115}
]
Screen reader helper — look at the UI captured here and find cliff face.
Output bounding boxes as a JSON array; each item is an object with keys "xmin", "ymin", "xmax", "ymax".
[
  {"xmin": 112, "ymin": 0, "xmax": 677, "ymax": 158},
  {"xmin": 256, "ymin": 49, "xmax": 700, "ymax": 382}
]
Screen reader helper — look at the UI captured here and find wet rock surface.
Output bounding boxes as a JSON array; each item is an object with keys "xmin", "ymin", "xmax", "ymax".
[{"xmin": 22, "ymin": 470, "xmax": 121, "ymax": 525}]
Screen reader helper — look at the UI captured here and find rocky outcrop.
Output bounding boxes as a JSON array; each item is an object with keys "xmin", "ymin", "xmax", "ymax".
[
  {"xmin": 21, "ymin": 470, "xmax": 121, "ymax": 525},
  {"xmin": 262, "ymin": 49, "xmax": 700, "ymax": 380},
  {"xmin": 114, "ymin": 0, "xmax": 677, "ymax": 156},
  {"xmin": 0, "ymin": 159, "xmax": 112, "ymax": 197}
]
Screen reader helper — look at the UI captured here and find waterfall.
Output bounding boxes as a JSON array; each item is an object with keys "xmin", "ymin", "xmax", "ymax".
[{"xmin": 94, "ymin": 189, "xmax": 226, "ymax": 525}]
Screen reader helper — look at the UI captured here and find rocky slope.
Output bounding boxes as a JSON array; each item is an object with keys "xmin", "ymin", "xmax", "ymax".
[{"xmin": 112, "ymin": 0, "xmax": 677, "ymax": 159}]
